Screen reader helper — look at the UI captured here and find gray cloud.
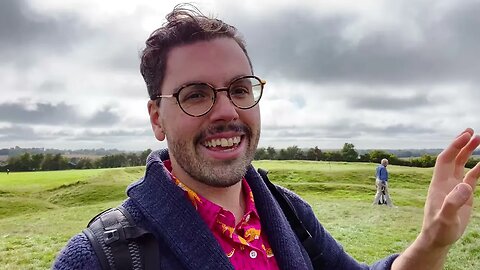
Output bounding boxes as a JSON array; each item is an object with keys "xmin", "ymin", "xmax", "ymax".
[
  {"xmin": 85, "ymin": 107, "xmax": 121, "ymax": 126},
  {"xmin": 0, "ymin": 0, "xmax": 85, "ymax": 49},
  {"xmin": 0, "ymin": 122, "xmax": 150, "ymax": 143},
  {"xmin": 0, "ymin": 102, "xmax": 122, "ymax": 126},
  {"xmin": 381, "ymin": 123, "xmax": 435, "ymax": 135},
  {"xmin": 0, "ymin": 0, "xmax": 149, "ymax": 91},
  {"xmin": 0, "ymin": 0, "xmax": 94, "ymax": 66},
  {"xmin": 263, "ymin": 121, "xmax": 435, "ymax": 140},
  {"xmin": 347, "ymin": 93, "xmax": 430, "ymax": 110},
  {"xmin": 0, "ymin": 125, "xmax": 42, "ymax": 140},
  {"xmin": 38, "ymin": 80, "xmax": 65, "ymax": 93},
  {"xmin": 227, "ymin": 1, "xmax": 480, "ymax": 86},
  {"xmin": 0, "ymin": 102, "xmax": 79, "ymax": 124}
]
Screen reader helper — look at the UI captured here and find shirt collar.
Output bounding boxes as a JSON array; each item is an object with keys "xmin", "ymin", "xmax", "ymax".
[{"xmin": 162, "ymin": 159, "xmax": 259, "ymax": 229}]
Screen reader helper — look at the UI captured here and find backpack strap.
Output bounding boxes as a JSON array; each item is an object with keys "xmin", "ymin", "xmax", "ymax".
[
  {"xmin": 258, "ymin": 168, "xmax": 323, "ymax": 269},
  {"xmin": 84, "ymin": 170, "xmax": 320, "ymax": 269},
  {"xmin": 83, "ymin": 206, "xmax": 159, "ymax": 270}
]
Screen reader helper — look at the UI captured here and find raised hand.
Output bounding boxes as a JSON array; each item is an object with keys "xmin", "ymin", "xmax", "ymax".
[
  {"xmin": 393, "ymin": 128, "xmax": 480, "ymax": 270},
  {"xmin": 421, "ymin": 128, "xmax": 480, "ymax": 247}
]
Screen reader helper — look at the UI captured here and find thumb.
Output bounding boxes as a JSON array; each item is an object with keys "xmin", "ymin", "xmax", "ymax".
[{"xmin": 440, "ymin": 183, "xmax": 472, "ymax": 219}]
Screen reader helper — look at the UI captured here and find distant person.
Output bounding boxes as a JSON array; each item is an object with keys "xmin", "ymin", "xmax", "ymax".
[
  {"xmin": 53, "ymin": 4, "xmax": 480, "ymax": 270},
  {"xmin": 373, "ymin": 158, "xmax": 394, "ymax": 207},
  {"xmin": 6, "ymin": 168, "xmax": 9, "ymax": 175}
]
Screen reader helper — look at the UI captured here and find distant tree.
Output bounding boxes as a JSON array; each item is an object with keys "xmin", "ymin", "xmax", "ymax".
[
  {"xmin": 19, "ymin": 153, "xmax": 33, "ymax": 170},
  {"xmin": 6, "ymin": 152, "xmax": 38, "ymax": 171},
  {"xmin": 278, "ymin": 146, "xmax": 305, "ymax": 160},
  {"xmin": 254, "ymin": 147, "xmax": 268, "ymax": 160},
  {"xmin": 76, "ymin": 158, "xmax": 94, "ymax": 169},
  {"xmin": 6, "ymin": 156, "xmax": 19, "ymax": 171},
  {"xmin": 306, "ymin": 146, "xmax": 323, "ymax": 161},
  {"xmin": 126, "ymin": 153, "xmax": 141, "ymax": 166},
  {"xmin": 466, "ymin": 157, "xmax": 480, "ymax": 169},
  {"xmin": 359, "ymin": 152, "xmax": 371, "ymax": 162},
  {"xmin": 41, "ymin": 154, "xmax": 54, "ymax": 170},
  {"xmin": 139, "ymin": 149, "xmax": 152, "ymax": 164},
  {"xmin": 96, "ymin": 153, "xmax": 130, "ymax": 168},
  {"xmin": 51, "ymin": 153, "xmax": 69, "ymax": 170},
  {"xmin": 367, "ymin": 150, "xmax": 392, "ymax": 163},
  {"xmin": 31, "ymin": 153, "xmax": 44, "ymax": 170},
  {"xmin": 323, "ymin": 151, "xmax": 343, "ymax": 161},
  {"xmin": 277, "ymin": 149, "xmax": 288, "ymax": 160},
  {"xmin": 266, "ymin": 147, "xmax": 277, "ymax": 160},
  {"xmin": 410, "ymin": 154, "xmax": 436, "ymax": 168},
  {"xmin": 340, "ymin": 143, "xmax": 358, "ymax": 161}
]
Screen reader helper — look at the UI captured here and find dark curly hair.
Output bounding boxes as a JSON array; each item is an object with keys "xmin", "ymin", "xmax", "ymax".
[{"xmin": 140, "ymin": 3, "xmax": 253, "ymax": 99}]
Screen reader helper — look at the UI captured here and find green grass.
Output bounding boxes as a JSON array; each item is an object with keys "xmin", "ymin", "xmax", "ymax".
[
  {"xmin": 0, "ymin": 167, "xmax": 145, "ymax": 269},
  {"xmin": 0, "ymin": 162, "xmax": 479, "ymax": 269},
  {"xmin": 0, "ymin": 169, "xmax": 105, "ymax": 192}
]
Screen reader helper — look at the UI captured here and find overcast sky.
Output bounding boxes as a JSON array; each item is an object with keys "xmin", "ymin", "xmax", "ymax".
[{"xmin": 1, "ymin": 0, "xmax": 479, "ymax": 151}]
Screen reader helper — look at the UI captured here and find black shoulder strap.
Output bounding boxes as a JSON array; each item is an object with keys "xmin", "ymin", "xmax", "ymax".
[
  {"xmin": 84, "ymin": 171, "xmax": 321, "ymax": 269},
  {"xmin": 258, "ymin": 168, "xmax": 323, "ymax": 269},
  {"xmin": 83, "ymin": 206, "xmax": 159, "ymax": 270}
]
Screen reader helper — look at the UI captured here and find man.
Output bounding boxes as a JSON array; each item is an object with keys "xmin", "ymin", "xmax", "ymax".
[
  {"xmin": 53, "ymin": 4, "xmax": 480, "ymax": 270},
  {"xmin": 373, "ymin": 158, "xmax": 393, "ymax": 207}
]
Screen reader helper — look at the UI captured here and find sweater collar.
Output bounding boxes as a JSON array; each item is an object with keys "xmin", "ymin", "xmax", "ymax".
[{"xmin": 127, "ymin": 149, "xmax": 311, "ymax": 270}]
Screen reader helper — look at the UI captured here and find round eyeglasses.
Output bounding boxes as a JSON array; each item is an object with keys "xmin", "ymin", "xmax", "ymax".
[{"xmin": 150, "ymin": 75, "xmax": 266, "ymax": 117}]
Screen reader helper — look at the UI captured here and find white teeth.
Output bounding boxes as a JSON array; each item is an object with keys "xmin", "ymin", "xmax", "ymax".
[
  {"xmin": 221, "ymin": 138, "xmax": 228, "ymax": 147},
  {"xmin": 204, "ymin": 136, "xmax": 241, "ymax": 148}
]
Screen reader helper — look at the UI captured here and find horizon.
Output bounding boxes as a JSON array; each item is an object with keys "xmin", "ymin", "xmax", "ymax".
[{"xmin": 0, "ymin": 145, "xmax": 449, "ymax": 152}]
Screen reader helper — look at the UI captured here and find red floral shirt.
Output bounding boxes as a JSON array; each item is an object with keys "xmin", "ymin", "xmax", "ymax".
[{"xmin": 164, "ymin": 160, "xmax": 279, "ymax": 269}]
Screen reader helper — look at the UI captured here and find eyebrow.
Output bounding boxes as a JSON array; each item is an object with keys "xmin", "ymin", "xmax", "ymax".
[{"xmin": 177, "ymin": 74, "xmax": 254, "ymax": 88}]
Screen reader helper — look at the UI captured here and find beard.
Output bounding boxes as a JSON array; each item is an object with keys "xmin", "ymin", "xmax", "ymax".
[{"xmin": 168, "ymin": 122, "xmax": 260, "ymax": 188}]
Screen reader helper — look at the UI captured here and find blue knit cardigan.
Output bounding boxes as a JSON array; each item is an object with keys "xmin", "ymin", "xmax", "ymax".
[{"xmin": 53, "ymin": 149, "xmax": 398, "ymax": 269}]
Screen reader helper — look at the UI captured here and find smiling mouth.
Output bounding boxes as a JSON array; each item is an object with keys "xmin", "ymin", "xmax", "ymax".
[{"xmin": 202, "ymin": 136, "xmax": 242, "ymax": 149}]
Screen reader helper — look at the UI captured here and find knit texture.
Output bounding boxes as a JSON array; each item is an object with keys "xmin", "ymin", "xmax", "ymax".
[{"xmin": 52, "ymin": 234, "xmax": 102, "ymax": 270}]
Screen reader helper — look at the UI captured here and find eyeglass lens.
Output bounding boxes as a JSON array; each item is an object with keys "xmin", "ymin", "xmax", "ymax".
[{"xmin": 178, "ymin": 77, "xmax": 262, "ymax": 116}]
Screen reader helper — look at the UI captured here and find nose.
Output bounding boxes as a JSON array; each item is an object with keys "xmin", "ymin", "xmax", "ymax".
[{"xmin": 208, "ymin": 90, "xmax": 239, "ymax": 122}]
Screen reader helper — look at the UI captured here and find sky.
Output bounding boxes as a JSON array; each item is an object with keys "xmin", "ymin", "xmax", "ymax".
[{"xmin": 1, "ymin": 0, "xmax": 479, "ymax": 151}]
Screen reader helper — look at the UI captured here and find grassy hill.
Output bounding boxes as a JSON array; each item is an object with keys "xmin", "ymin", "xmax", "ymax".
[{"xmin": 0, "ymin": 161, "xmax": 478, "ymax": 269}]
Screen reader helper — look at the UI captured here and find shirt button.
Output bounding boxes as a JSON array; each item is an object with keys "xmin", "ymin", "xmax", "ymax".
[{"xmin": 249, "ymin": 250, "xmax": 257, "ymax": 259}]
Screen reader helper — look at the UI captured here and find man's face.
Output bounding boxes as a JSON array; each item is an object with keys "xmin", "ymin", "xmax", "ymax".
[{"xmin": 149, "ymin": 38, "xmax": 261, "ymax": 188}]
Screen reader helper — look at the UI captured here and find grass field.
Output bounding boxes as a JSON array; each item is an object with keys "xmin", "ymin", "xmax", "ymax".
[{"xmin": 0, "ymin": 161, "xmax": 479, "ymax": 269}]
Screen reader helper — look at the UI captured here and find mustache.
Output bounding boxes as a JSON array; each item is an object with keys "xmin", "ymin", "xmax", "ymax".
[{"xmin": 195, "ymin": 123, "xmax": 251, "ymax": 143}]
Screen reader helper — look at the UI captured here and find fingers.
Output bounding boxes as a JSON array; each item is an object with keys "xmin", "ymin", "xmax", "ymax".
[
  {"xmin": 454, "ymin": 134, "xmax": 480, "ymax": 178},
  {"xmin": 464, "ymin": 162, "xmax": 480, "ymax": 191},
  {"xmin": 437, "ymin": 131, "xmax": 473, "ymax": 164},
  {"xmin": 437, "ymin": 129, "xmax": 479, "ymax": 170},
  {"xmin": 439, "ymin": 183, "xmax": 473, "ymax": 219},
  {"xmin": 456, "ymin": 135, "xmax": 480, "ymax": 165}
]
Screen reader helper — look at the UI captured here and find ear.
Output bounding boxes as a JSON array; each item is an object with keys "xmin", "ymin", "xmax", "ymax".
[{"xmin": 148, "ymin": 100, "xmax": 166, "ymax": 141}]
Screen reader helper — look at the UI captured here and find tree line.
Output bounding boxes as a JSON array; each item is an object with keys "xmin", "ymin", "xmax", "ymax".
[
  {"xmin": 254, "ymin": 143, "xmax": 479, "ymax": 169},
  {"xmin": 2, "ymin": 143, "xmax": 479, "ymax": 172},
  {"xmin": 2, "ymin": 149, "xmax": 152, "ymax": 172}
]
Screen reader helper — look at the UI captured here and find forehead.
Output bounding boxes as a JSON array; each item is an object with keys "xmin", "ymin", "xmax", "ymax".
[{"xmin": 163, "ymin": 38, "xmax": 252, "ymax": 91}]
